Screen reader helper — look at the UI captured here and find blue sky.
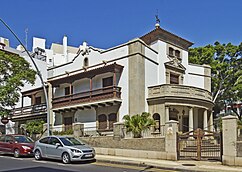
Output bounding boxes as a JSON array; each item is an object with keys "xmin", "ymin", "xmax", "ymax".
[{"xmin": 1, "ymin": 0, "xmax": 242, "ymax": 50}]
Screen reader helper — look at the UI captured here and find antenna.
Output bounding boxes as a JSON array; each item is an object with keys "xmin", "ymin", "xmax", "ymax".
[
  {"xmin": 155, "ymin": 9, "xmax": 160, "ymax": 29},
  {"xmin": 25, "ymin": 28, "xmax": 28, "ymax": 50}
]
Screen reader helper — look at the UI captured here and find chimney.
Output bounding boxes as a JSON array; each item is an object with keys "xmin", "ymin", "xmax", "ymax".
[
  {"xmin": 63, "ymin": 35, "xmax": 68, "ymax": 63},
  {"xmin": 0, "ymin": 37, "xmax": 9, "ymax": 47}
]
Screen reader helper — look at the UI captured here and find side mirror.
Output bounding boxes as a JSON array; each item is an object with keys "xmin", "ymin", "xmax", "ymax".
[{"xmin": 55, "ymin": 143, "xmax": 61, "ymax": 148}]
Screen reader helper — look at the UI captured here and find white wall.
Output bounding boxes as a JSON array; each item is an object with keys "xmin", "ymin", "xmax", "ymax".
[
  {"xmin": 144, "ymin": 46, "xmax": 159, "ymax": 112},
  {"xmin": 157, "ymin": 41, "xmax": 168, "ymax": 84},
  {"xmin": 74, "ymin": 109, "xmax": 96, "ymax": 128},
  {"xmin": 32, "ymin": 37, "xmax": 45, "ymax": 51},
  {"xmin": 186, "ymin": 64, "xmax": 205, "ymax": 89}
]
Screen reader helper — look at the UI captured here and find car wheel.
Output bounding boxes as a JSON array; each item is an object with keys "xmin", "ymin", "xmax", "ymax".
[
  {"xmin": 14, "ymin": 149, "xmax": 20, "ymax": 158},
  {"xmin": 62, "ymin": 152, "xmax": 70, "ymax": 164},
  {"xmin": 34, "ymin": 150, "xmax": 42, "ymax": 160}
]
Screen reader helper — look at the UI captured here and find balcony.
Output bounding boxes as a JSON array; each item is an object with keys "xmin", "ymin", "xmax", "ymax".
[
  {"xmin": 11, "ymin": 103, "xmax": 47, "ymax": 120},
  {"xmin": 52, "ymin": 86, "xmax": 121, "ymax": 109},
  {"xmin": 148, "ymin": 84, "xmax": 212, "ymax": 102}
]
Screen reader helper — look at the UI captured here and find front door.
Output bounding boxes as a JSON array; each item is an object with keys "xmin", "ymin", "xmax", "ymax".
[
  {"xmin": 64, "ymin": 117, "xmax": 73, "ymax": 131},
  {"xmin": 46, "ymin": 137, "xmax": 63, "ymax": 159}
]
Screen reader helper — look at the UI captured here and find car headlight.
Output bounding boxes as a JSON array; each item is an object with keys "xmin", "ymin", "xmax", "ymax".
[
  {"xmin": 22, "ymin": 146, "xmax": 31, "ymax": 150},
  {"xmin": 71, "ymin": 149, "xmax": 82, "ymax": 153}
]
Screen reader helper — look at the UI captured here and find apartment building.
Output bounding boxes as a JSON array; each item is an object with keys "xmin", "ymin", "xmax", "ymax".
[
  {"xmin": 1, "ymin": 23, "xmax": 214, "ymax": 135},
  {"xmin": 0, "ymin": 40, "xmax": 47, "ymax": 134}
]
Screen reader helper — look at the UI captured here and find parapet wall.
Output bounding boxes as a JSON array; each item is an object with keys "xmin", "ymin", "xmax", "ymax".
[{"xmin": 80, "ymin": 136, "xmax": 165, "ymax": 151}]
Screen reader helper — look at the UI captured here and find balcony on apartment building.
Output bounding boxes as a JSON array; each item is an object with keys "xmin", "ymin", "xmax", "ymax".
[
  {"xmin": 49, "ymin": 63, "xmax": 124, "ymax": 111},
  {"xmin": 11, "ymin": 87, "xmax": 47, "ymax": 121},
  {"xmin": 148, "ymin": 84, "xmax": 213, "ymax": 104},
  {"xmin": 52, "ymin": 85, "xmax": 121, "ymax": 109}
]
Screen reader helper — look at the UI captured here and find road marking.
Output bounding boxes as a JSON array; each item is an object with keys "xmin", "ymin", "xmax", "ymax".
[
  {"xmin": 57, "ymin": 163, "xmax": 66, "ymax": 166},
  {"xmin": 10, "ymin": 157, "xmax": 24, "ymax": 160},
  {"xmin": 33, "ymin": 160, "xmax": 47, "ymax": 164}
]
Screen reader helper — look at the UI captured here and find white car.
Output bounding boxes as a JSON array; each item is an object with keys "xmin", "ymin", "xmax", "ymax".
[{"xmin": 33, "ymin": 136, "xmax": 95, "ymax": 164}]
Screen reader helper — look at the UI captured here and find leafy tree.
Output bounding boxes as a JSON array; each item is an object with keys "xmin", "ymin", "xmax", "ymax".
[
  {"xmin": 0, "ymin": 51, "xmax": 36, "ymax": 117},
  {"xmin": 123, "ymin": 112, "xmax": 155, "ymax": 138},
  {"xmin": 26, "ymin": 120, "xmax": 45, "ymax": 135},
  {"xmin": 189, "ymin": 42, "xmax": 242, "ymax": 120}
]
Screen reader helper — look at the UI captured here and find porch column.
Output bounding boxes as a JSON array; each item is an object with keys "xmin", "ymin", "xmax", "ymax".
[
  {"xmin": 189, "ymin": 107, "xmax": 193, "ymax": 132},
  {"xmin": 165, "ymin": 106, "xmax": 169, "ymax": 122},
  {"xmin": 203, "ymin": 109, "xmax": 208, "ymax": 131},
  {"xmin": 179, "ymin": 113, "xmax": 183, "ymax": 131},
  {"xmin": 209, "ymin": 111, "xmax": 214, "ymax": 131}
]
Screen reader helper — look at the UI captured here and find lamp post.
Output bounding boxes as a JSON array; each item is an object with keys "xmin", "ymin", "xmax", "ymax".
[{"xmin": 0, "ymin": 18, "xmax": 50, "ymax": 136}]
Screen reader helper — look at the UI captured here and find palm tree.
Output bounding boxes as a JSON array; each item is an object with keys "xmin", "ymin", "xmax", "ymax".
[{"xmin": 123, "ymin": 112, "xmax": 155, "ymax": 138}]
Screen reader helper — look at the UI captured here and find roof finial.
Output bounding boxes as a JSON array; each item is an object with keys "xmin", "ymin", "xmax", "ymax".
[{"xmin": 155, "ymin": 10, "xmax": 160, "ymax": 29}]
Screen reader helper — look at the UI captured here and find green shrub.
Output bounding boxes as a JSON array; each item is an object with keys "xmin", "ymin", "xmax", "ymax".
[{"xmin": 52, "ymin": 129, "xmax": 73, "ymax": 135}]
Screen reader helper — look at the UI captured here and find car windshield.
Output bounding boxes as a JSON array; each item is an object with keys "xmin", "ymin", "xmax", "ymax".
[
  {"xmin": 59, "ymin": 137, "xmax": 84, "ymax": 146},
  {"xmin": 14, "ymin": 136, "xmax": 33, "ymax": 143}
]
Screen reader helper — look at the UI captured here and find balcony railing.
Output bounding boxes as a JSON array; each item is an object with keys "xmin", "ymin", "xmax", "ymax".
[
  {"xmin": 148, "ymin": 84, "xmax": 212, "ymax": 102},
  {"xmin": 12, "ymin": 103, "xmax": 47, "ymax": 116},
  {"xmin": 52, "ymin": 86, "xmax": 121, "ymax": 109}
]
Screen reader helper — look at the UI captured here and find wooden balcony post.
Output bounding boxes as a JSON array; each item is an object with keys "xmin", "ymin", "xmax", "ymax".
[
  {"xmin": 113, "ymin": 71, "xmax": 117, "ymax": 97},
  {"xmin": 21, "ymin": 96, "xmax": 24, "ymax": 108},
  {"xmin": 69, "ymin": 83, "xmax": 73, "ymax": 94},
  {"xmin": 90, "ymin": 77, "xmax": 93, "ymax": 99}
]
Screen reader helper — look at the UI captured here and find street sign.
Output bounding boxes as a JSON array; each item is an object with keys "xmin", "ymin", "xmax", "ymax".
[{"xmin": 1, "ymin": 117, "xmax": 9, "ymax": 125}]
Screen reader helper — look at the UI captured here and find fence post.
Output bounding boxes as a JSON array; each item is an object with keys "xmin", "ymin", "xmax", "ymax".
[
  {"xmin": 113, "ymin": 122, "xmax": 124, "ymax": 140},
  {"xmin": 165, "ymin": 120, "xmax": 179, "ymax": 160},
  {"xmin": 222, "ymin": 115, "xmax": 237, "ymax": 165}
]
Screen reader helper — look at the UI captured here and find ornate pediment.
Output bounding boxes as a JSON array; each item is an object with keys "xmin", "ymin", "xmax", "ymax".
[{"xmin": 165, "ymin": 58, "xmax": 186, "ymax": 73}]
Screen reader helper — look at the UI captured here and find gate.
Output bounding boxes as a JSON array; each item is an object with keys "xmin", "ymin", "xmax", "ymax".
[{"xmin": 177, "ymin": 128, "xmax": 222, "ymax": 161}]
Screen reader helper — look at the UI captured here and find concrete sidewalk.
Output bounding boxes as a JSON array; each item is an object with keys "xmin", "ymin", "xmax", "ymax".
[{"xmin": 95, "ymin": 155, "xmax": 242, "ymax": 172}]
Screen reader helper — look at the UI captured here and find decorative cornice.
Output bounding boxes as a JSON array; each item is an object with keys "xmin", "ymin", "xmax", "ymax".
[{"xmin": 140, "ymin": 27, "xmax": 193, "ymax": 50}]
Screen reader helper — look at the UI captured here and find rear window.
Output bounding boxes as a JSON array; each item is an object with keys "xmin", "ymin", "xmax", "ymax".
[{"xmin": 14, "ymin": 136, "xmax": 33, "ymax": 143}]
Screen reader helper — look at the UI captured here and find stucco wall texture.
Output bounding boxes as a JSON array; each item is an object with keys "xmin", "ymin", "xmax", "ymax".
[{"xmin": 80, "ymin": 136, "xmax": 165, "ymax": 152}]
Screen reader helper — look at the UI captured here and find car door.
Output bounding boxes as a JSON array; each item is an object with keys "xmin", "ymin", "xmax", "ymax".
[
  {"xmin": 5, "ymin": 135, "xmax": 14, "ymax": 153},
  {"xmin": 0, "ymin": 135, "xmax": 6, "ymax": 152},
  {"xmin": 38, "ymin": 137, "xmax": 49, "ymax": 157},
  {"xmin": 46, "ymin": 137, "xmax": 63, "ymax": 159}
]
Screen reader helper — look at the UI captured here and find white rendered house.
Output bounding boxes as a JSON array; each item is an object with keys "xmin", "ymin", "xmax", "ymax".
[
  {"xmin": 46, "ymin": 24, "xmax": 213, "ymax": 135},
  {"xmin": 1, "ymin": 23, "xmax": 213, "ymax": 135}
]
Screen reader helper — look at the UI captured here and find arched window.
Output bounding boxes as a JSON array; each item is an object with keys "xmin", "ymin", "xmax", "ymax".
[
  {"xmin": 153, "ymin": 113, "xmax": 160, "ymax": 132},
  {"xmin": 108, "ymin": 113, "xmax": 117, "ymax": 129},
  {"xmin": 84, "ymin": 57, "xmax": 89, "ymax": 67},
  {"xmin": 98, "ymin": 114, "xmax": 107, "ymax": 130}
]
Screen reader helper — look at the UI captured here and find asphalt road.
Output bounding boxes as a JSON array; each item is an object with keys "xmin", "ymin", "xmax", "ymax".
[{"xmin": 0, "ymin": 155, "xmax": 175, "ymax": 172}]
